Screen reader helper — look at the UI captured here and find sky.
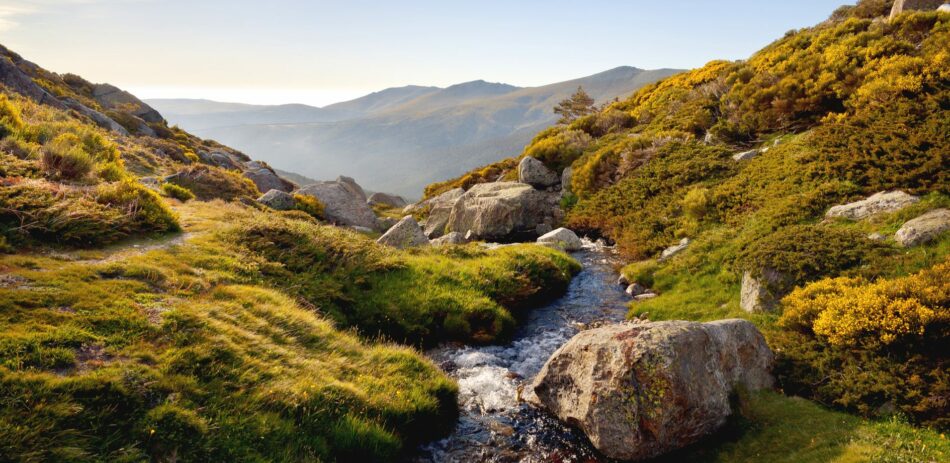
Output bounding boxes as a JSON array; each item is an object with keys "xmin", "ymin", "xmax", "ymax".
[{"xmin": 1, "ymin": 0, "xmax": 852, "ymax": 106}]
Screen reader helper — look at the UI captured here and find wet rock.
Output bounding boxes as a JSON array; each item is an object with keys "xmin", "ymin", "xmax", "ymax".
[
  {"xmin": 528, "ymin": 320, "xmax": 774, "ymax": 461},
  {"xmin": 446, "ymin": 182, "xmax": 561, "ymax": 241},
  {"xmin": 296, "ymin": 181, "xmax": 379, "ymax": 230},
  {"xmin": 423, "ymin": 188, "xmax": 466, "ymax": 238},
  {"xmin": 431, "ymin": 231, "xmax": 467, "ymax": 246},
  {"xmin": 659, "ymin": 237, "xmax": 690, "ymax": 261},
  {"xmin": 740, "ymin": 268, "xmax": 794, "ymax": 313},
  {"xmin": 256, "ymin": 189, "xmax": 295, "ymax": 211},
  {"xmin": 367, "ymin": 192, "xmax": 407, "ymax": 208},
  {"xmin": 518, "ymin": 156, "xmax": 559, "ymax": 188},
  {"xmin": 894, "ymin": 208, "xmax": 950, "ymax": 247},
  {"xmin": 625, "ymin": 283, "xmax": 648, "ymax": 297},
  {"xmin": 825, "ymin": 190, "xmax": 919, "ymax": 221},
  {"xmin": 537, "ymin": 228, "xmax": 583, "ymax": 251}
]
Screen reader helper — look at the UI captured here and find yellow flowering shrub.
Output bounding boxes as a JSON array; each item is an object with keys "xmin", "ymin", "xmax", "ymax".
[{"xmin": 780, "ymin": 258, "xmax": 950, "ymax": 348}]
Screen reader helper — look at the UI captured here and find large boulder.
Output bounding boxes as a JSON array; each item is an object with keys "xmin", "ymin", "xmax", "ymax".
[
  {"xmin": 91, "ymin": 83, "xmax": 164, "ymax": 123},
  {"xmin": 445, "ymin": 182, "xmax": 561, "ymax": 241},
  {"xmin": 367, "ymin": 192, "xmax": 408, "ymax": 208},
  {"xmin": 537, "ymin": 227, "xmax": 583, "ymax": 251},
  {"xmin": 518, "ymin": 156, "xmax": 560, "ymax": 189},
  {"xmin": 825, "ymin": 191, "xmax": 919, "ymax": 221},
  {"xmin": 244, "ymin": 164, "xmax": 294, "ymax": 194},
  {"xmin": 296, "ymin": 181, "xmax": 379, "ymax": 230},
  {"xmin": 422, "ymin": 188, "xmax": 465, "ymax": 238},
  {"xmin": 890, "ymin": 0, "xmax": 945, "ymax": 19},
  {"xmin": 336, "ymin": 175, "xmax": 367, "ymax": 202},
  {"xmin": 894, "ymin": 208, "xmax": 950, "ymax": 247},
  {"xmin": 528, "ymin": 320, "xmax": 774, "ymax": 461},
  {"xmin": 431, "ymin": 231, "xmax": 467, "ymax": 246},
  {"xmin": 740, "ymin": 268, "xmax": 794, "ymax": 313},
  {"xmin": 376, "ymin": 216, "xmax": 429, "ymax": 249},
  {"xmin": 257, "ymin": 189, "xmax": 295, "ymax": 211},
  {"xmin": 61, "ymin": 98, "xmax": 129, "ymax": 135}
]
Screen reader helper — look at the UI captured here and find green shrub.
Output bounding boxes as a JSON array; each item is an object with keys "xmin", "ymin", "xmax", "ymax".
[
  {"xmin": 161, "ymin": 182, "xmax": 195, "ymax": 202},
  {"xmin": 292, "ymin": 193, "xmax": 324, "ymax": 219},
  {"xmin": 0, "ymin": 94, "xmax": 24, "ymax": 139},
  {"xmin": 41, "ymin": 133, "xmax": 94, "ymax": 180},
  {"xmin": 423, "ymin": 158, "xmax": 517, "ymax": 199},
  {"xmin": 165, "ymin": 165, "xmax": 259, "ymax": 201}
]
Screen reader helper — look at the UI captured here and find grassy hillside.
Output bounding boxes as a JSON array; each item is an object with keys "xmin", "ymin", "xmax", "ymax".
[
  {"xmin": 0, "ymin": 46, "xmax": 579, "ymax": 461},
  {"xmin": 430, "ymin": 0, "xmax": 950, "ymax": 445}
]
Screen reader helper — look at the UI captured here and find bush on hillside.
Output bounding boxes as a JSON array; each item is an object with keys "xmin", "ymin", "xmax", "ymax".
[
  {"xmin": 161, "ymin": 182, "xmax": 195, "ymax": 202},
  {"xmin": 0, "ymin": 94, "xmax": 24, "ymax": 139},
  {"xmin": 292, "ymin": 193, "xmax": 325, "ymax": 219},
  {"xmin": 423, "ymin": 158, "xmax": 517, "ymax": 199},
  {"xmin": 41, "ymin": 133, "xmax": 95, "ymax": 180},
  {"xmin": 773, "ymin": 258, "xmax": 950, "ymax": 428},
  {"xmin": 165, "ymin": 165, "xmax": 259, "ymax": 201}
]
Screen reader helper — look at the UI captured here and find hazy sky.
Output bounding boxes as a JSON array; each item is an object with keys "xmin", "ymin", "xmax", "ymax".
[{"xmin": 1, "ymin": 0, "xmax": 851, "ymax": 106}]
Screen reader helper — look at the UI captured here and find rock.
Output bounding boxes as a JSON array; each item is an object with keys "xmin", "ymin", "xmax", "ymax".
[
  {"xmin": 867, "ymin": 232, "xmax": 887, "ymax": 241},
  {"xmin": 518, "ymin": 156, "xmax": 559, "ymax": 188},
  {"xmin": 825, "ymin": 191, "xmax": 919, "ymax": 220},
  {"xmin": 91, "ymin": 83, "xmax": 164, "ymax": 123},
  {"xmin": 528, "ymin": 320, "xmax": 774, "ymax": 461},
  {"xmin": 244, "ymin": 164, "xmax": 294, "ymax": 194},
  {"xmin": 617, "ymin": 274, "xmax": 630, "ymax": 286},
  {"xmin": 890, "ymin": 0, "xmax": 945, "ymax": 19},
  {"xmin": 561, "ymin": 166, "xmax": 574, "ymax": 194},
  {"xmin": 367, "ymin": 192, "xmax": 408, "ymax": 208},
  {"xmin": 446, "ymin": 182, "xmax": 561, "ymax": 241},
  {"xmin": 431, "ymin": 231, "xmax": 467, "ymax": 246},
  {"xmin": 740, "ymin": 268, "xmax": 794, "ymax": 313},
  {"xmin": 336, "ymin": 176, "xmax": 367, "ymax": 201},
  {"xmin": 296, "ymin": 181, "xmax": 379, "ymax": 230},
  {"xmin": 61, "ymin": 98, "xmax": 128, "ymax": 135},
  {"xmin": 659, "ymin": 237, "xmax": 691, "ymax": 261},
  {"xmin": 0, "ymin": 47, "xmax": 67, "ymax": 109},
  {"xmin": 422, "ymin": 188, "xmax": 466, "ymax": 238},
  {"xmin": 535, "ymin": 223, "xmax": 553, "ymax": 236},
  {"xmin": 537, "ymin": 227, "xmax": 584, "ymax": 251},
  {"xmin": 377, "ymin": 216, "xmax": 398, "ymax": 231},
  {"xmin": 940, "ymin": 3, "xmax": 950, "ymax": 12},
  {"xmin": 625, "ymin": 283, "xmax": 648, "ymax": 297},
  {"xmin": 208, "ymin": 152, "xmax": 242, "ymax": 171},
  {"xmin": 350, "ymin": 226, "xmax": 374, "ymax": 234},
  {"xmin": 634, "ymin": 292, "xmax": 658, "ymax": 301},
  {"xmin": 376, "ymin": 216, "xmax": 430, "ymax": 249},
  {"xmin": 894, "ymin": 208, "xmax": 950, "ymax": 247},
  {"xmin": 732, "ymin": 149, "xmax": 759, "ymax": 161},
  {"xmin": 256, "ymin": 189, "xmax": 296, "ymax": 210}
]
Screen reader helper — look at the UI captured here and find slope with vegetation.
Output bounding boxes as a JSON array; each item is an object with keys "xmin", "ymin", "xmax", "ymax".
[
  {"xmin": 0, "ymin": 44, "xmax": 578, "ymax": 461},
  {"xmin": 429, "ymin": 0, "xmax": 950, "ymax": 453}
]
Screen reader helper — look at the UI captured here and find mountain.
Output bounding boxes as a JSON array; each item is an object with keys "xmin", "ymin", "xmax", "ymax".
[{"xmin": 148, "ymin": 66, "xmax": 680, "ymax": 198}]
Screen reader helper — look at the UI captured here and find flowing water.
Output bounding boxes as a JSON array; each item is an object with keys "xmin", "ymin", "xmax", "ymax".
[{"xmin": 416, "ymin": 240, "xmax": 631, "ymax": 462}]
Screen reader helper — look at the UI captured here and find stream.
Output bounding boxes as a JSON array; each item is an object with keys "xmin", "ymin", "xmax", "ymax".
[{"xmin": 416, "ymin": 239, "xmax": 631, "ymax": 462}]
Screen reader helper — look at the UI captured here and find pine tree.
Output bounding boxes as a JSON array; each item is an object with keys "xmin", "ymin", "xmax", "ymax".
[{"xmin": 554, "ymin": 86, "xmax": 596, "ymax": 124}]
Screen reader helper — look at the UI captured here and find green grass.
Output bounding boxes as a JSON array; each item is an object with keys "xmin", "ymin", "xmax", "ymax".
[{"xmin": 657, "ymin": 390, "xmax": 950, "ymax": 463}]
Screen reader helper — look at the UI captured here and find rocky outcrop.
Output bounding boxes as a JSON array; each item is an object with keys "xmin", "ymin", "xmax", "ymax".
[
  {"xmin": 91, "ymin": 83, "xmax": 164, "ymax": 124},
  {"xmin": 445, "ymin": 182, "xmax": 561, "ymax": 241},
  {"xmin": 894, "ymin": 208, "xmax": 950, "ymax": 247},
  {"xmin": 528, "ymin": 320, "xmax": 774, "ymax": 461},
  {"xmin": 336, "ymin": 176, "xmax": 367, "ymax": 202},
  {"xmin": 296, "ymin": 180, "xmax": 379, "ymax": 230},
  {"xmin": 206, "ymin": 152, "xmax": 243, "ymax": 171},
  {"xmin": 625, "ymin": 283, "xmax": 648, "ymax": 297},
  {"xmin": 61, "ymin": 98, "xmax": 128, "ymax": 135},
  {"xmin": 244, "ymin": 162, "xmax": 294, "ymax": 193},
  {"xmin": 367, "ymin": 192, "xmax": 408, "ymax": 209},
  {"xmin": 890, "ymin": 0, "xmax": 945, "ymax": 19},
  {"xmin": 740, "ymin": 268, "xmax": 794, "ymax": 313},
  {"xmin": 825, "ymin": 191, "xmax": 919, "ymax": 220},
  {"xmin": 537, "ymin": 227, "xmax": 583, "ymax": 251},
  {"xmin": 422, "ymin": 188, "xmax": 465, "ymax": 238},
  {"xmin": 659, "ymin": 237, "xmax": 690, "ymax": 261},
  {"xmin": 518, "ymin": 156, "xmax": 559, "ymax": 188},
  {"xmin": 257, "ymin": 189, "xmax": 296, "ymax": 211},
  {"xmin": 431, "ymin": 231, "xmax": 467, "ymax": 246},
  {"xmin": 0, "ymin": 47, "xmax": 66, "ymax": 109},
  {"xmin": 376, "ymin": 216, "xmax": 429, "ymax": 249}
]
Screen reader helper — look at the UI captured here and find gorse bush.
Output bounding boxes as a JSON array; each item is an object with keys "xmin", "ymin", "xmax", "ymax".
[
  {"xmin": 781, "ymin": 257, "xmax": 950, "ymax": 349},
  {"xmin": 0, "ymin": 93, "xmax": 24, "ymax": 139},
  {"xmin": 41, "ymin": 133, "xmax": 95, "ymax": 180},
  {"xmin": 161, "ymin": 182, "xmax": 195, "ymax": 202},
  {"xmin": 292, "ymin": 193, "xmax": 325, "ymax": 219}
]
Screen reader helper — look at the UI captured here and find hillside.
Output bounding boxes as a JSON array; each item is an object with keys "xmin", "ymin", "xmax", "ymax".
[
  {"xmin": 0, "ymin": 43, "xmax": 580, "ymax": 461},
  {"xmin": 425, "ymin": 0, "xmax": 949, "ymax": 443},
  {"xmin": 149, "ymin": 66, "xmax": 680, "ymax": 197}
]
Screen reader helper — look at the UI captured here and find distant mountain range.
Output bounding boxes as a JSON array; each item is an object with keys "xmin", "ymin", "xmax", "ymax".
[{"xmin": 147, "ymin": 66, "xmax": 681, "ymax": 197}]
